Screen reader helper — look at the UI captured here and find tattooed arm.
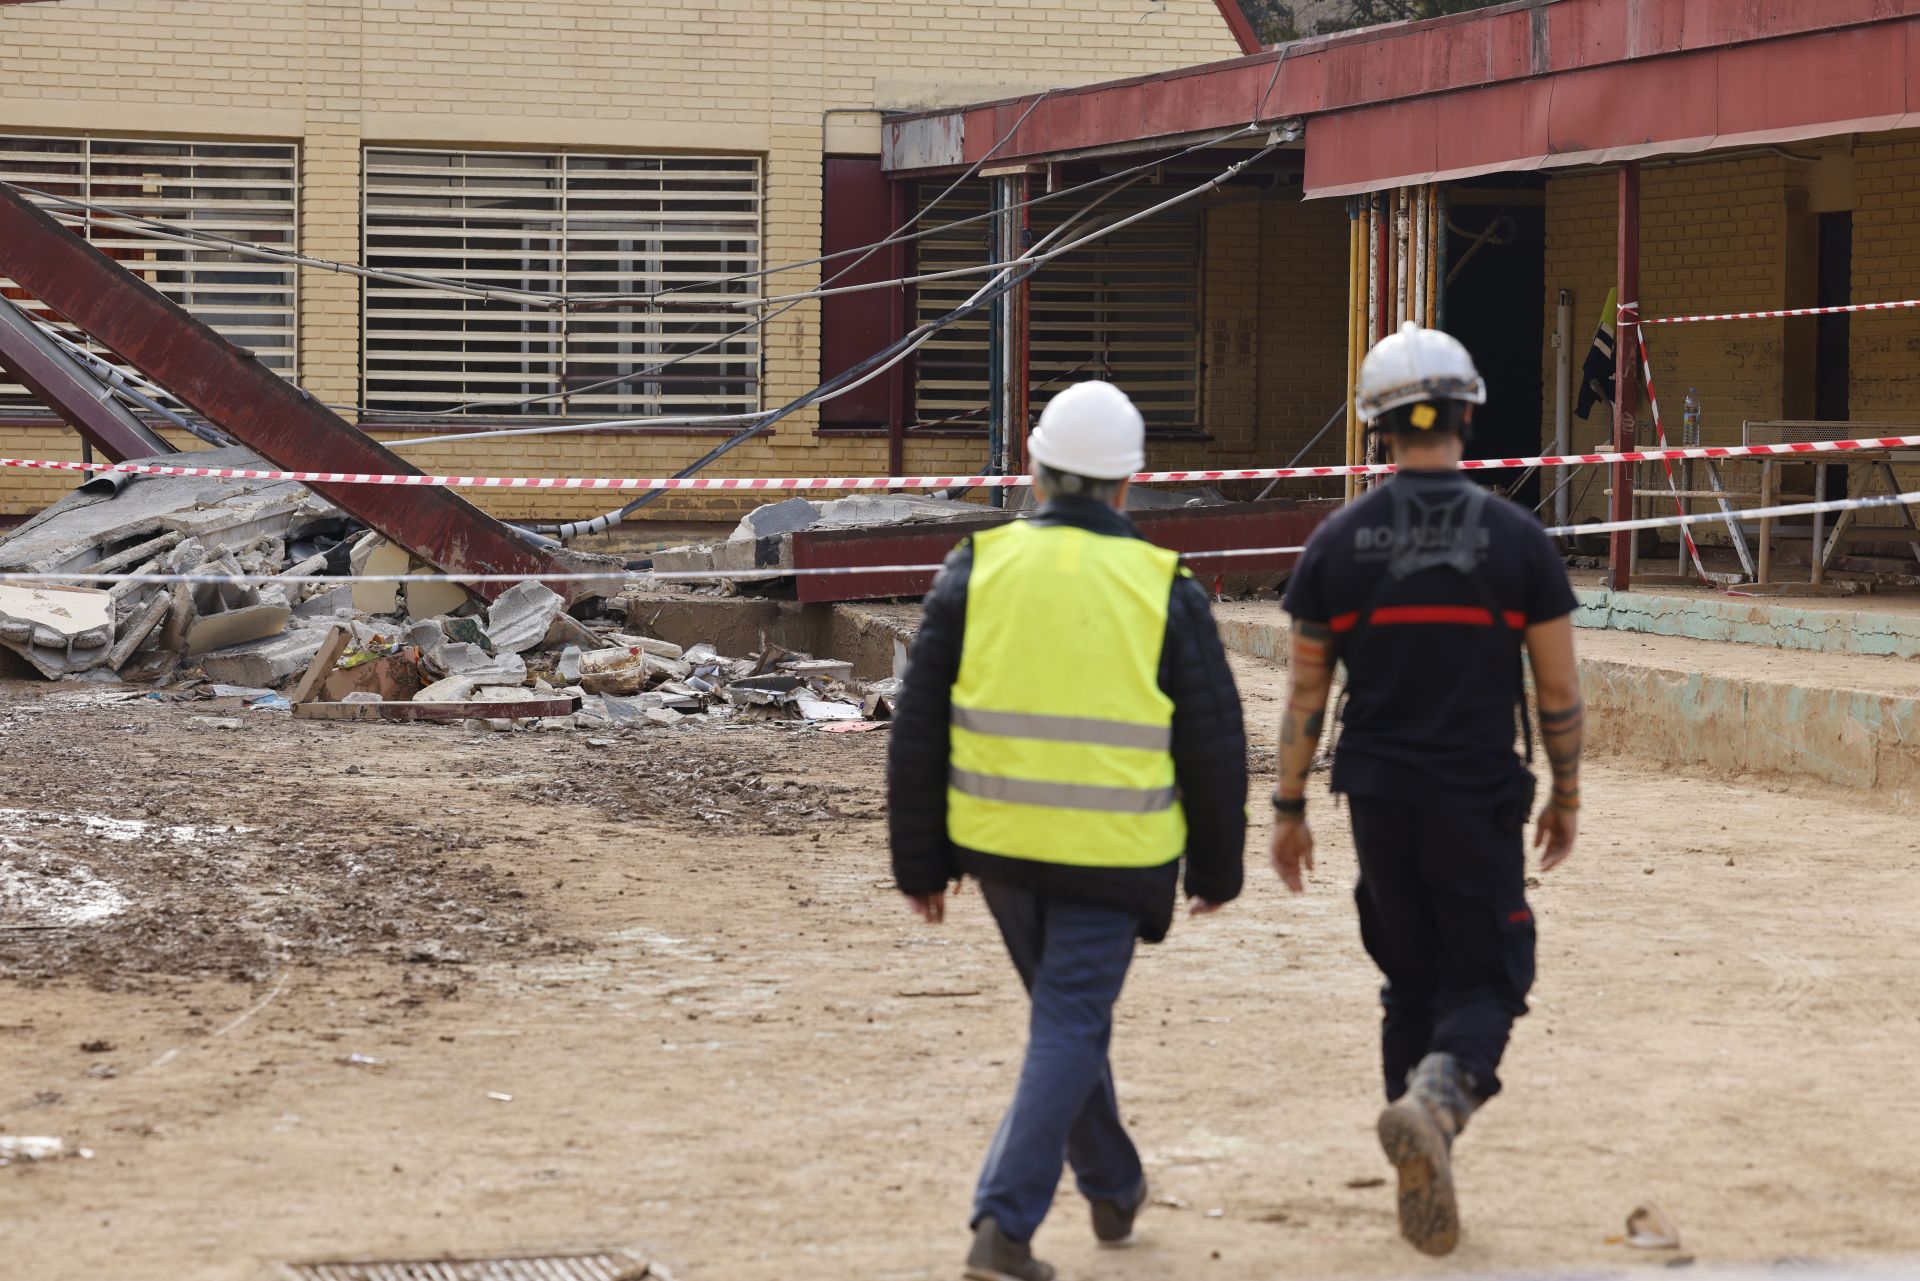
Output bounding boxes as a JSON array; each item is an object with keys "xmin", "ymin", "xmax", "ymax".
[
  {"xmin": 1269, "ymin": 618, "xmax": 1336, "ymax": 892},
  {"xmin": 1277, "ymin": 619, "xmax": 1335, "ymax": 805},
  {"xmin": 1524, "ymin": 614, "xmax": 1583, "ymax": 871}
]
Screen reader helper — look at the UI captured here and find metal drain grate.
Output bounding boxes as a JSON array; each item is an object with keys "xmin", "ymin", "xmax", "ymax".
[{"xmin": 280, "ymin": 1250, "xmax": 653, "ymax": 1281}]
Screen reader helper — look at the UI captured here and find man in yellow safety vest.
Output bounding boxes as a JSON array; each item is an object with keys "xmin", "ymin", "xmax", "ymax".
[{"xmin": 888, "ymin": 381, "xmax": 1248, "ymax": 1281}]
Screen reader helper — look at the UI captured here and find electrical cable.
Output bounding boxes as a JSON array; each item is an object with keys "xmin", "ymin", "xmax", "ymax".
[
  {"xmin": 11, "ymin": 120, "xmax": 1270, "ymax": 430},
  {"xmin": 1254, "ymin": 402, "xmax": 1348, "ymax": 501},
  {"xmin": 14, "ymin": 186, "xmax": 563, "ymax": 306},
  {"xmin": 30, "ymin": 320, "xmax": 231, "ymax": 448},
  {"xmin": 607, "ymin": 122, "xmax": 1263, "ymax": 311},
  {"xmin": 394, "ymin": 174, "xmax": 1145, "ymax": 450},
  {"xmin": 375, "ymin": 119, "xmax": 1264, "ymax": 421},
  {"xmin": 551, "ymin": 150, "xmax": 1273, "ymax": 539}
]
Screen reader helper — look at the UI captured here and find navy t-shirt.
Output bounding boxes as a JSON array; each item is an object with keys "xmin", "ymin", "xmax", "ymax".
[{"xmin": 1281, "ymin": 470, "xmax": 1578, "ymax": 808}]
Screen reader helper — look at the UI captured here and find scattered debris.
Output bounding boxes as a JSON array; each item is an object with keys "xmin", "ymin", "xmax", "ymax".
[
  {"xmin": 0, "ymin": 1135, "xmax": 92, "ymax": 1166},
  {"xmin": 1623, "ymin": 1202, "xmax": 1683, "ymax": 1250}
]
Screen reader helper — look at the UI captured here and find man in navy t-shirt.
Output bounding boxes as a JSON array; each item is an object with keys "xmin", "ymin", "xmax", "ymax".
[{"xmin": 1270, "ymin": 323, "xmax": 1586, "ymax": 1258}]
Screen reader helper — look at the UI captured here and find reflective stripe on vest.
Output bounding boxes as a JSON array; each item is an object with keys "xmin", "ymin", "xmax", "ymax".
[{"xmin": 947, "ymin": 520, "xmax": 1185, "ymax": 869}]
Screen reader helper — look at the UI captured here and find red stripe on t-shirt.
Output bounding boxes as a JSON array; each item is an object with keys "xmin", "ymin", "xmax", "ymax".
[{"xmin": 1328, "ymin": 607, "xmax": 1528, "ymax": 633}]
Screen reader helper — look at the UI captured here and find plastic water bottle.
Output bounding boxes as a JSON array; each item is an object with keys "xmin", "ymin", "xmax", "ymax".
[{"xmin": 1683, "ymin": 389, "xmax": 1701, "ymax": 447}]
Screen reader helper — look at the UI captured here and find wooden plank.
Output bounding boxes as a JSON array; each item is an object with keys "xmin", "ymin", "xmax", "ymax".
[{"xmin": 292, "ymin": 696, "xmax": 579, "ymax": 723}]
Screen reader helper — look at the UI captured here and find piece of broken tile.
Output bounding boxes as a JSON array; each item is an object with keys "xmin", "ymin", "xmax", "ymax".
[
  {"xmin": 351, "ymin": 537, "xmax": 409, "ymax": 615},
  {"xmin": 796, "ymin": 695, "xmax": 864, "ymax": 722},
  {"xmin": 609, "ymin": 633, "xmax": 686, "ymax": 661},
  {"xmin": 482, "ymin": 581, "xmax": 565, "ymax": 654},
  {"xmin": 404, "ymin": 577, "xmax": 467, "ymax": 621},
  {"xmin": 786, "ymin": 659, "xmax": 854, "ymax": 683}
]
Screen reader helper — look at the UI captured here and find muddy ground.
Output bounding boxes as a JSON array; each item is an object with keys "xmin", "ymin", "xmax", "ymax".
[{"xmin": 2, "ymin": 652, "xmax": 1919, "ymax": 1281}]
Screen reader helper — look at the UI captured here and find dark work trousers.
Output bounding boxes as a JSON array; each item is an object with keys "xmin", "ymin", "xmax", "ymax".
[
  {"xmin": 972, "ymin": 879, "xmax": 1145, "ymax": 1245},
  {"xmin": 1348, "ymin": 796, "xmax": 1536, "ymax": 1102}
]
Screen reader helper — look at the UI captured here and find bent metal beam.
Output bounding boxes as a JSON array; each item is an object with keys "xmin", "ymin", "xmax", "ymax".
[
  {"xmin": 0, "ymin": 183, "xmax": 592, "ymax": 604},
  {"xmin": 0, "ymin": 293, "xmax": 172, "ymax": 462}
]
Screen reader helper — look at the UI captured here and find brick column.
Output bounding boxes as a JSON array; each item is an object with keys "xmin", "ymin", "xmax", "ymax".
[{"xmin": 298, "ymin": 2, "xmax": 364, "ymax": 411}]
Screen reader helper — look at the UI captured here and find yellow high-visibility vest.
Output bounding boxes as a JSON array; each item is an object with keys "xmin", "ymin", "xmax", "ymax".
[{"xmin": 947, "ymin": 519, "xmax": 1186, "ymax": 867}]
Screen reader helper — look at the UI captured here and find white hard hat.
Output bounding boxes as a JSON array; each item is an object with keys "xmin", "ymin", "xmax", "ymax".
[
  {"xmin": 1027, "ymin": 381, "xmax": 1145, "ymax": 481},
  {"xmin": 1355, "ymin": 321, "xmax": 1487, "ymax": 424}
]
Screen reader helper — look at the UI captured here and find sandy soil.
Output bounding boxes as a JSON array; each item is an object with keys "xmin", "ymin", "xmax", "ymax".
[{"xmin": 2, "ymin": 653, "xmax": 1919, "ymax": 1281}]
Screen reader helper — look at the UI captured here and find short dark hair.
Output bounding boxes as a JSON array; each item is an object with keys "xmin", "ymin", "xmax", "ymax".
[
  {"xmin": 1374, "ymin": 399, "xmax": 1472, "ymax": 438},
  {"xmin": 1034, "ymin": 462, "xmax": 1124, "ymax": 504}
]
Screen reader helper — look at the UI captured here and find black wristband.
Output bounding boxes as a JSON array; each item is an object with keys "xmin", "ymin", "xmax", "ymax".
[{"xmin": 1271, "ymin": 794, "xmax": 1307, "ymax": 815}]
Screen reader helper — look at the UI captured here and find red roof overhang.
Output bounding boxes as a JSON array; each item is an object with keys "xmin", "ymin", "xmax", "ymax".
[{"xmin": 882, "ymin": 0, "xmax": 1920, "ymax": 197}]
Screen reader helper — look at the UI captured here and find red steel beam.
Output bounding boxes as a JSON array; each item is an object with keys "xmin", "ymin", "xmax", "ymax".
[
  {"xmin": 0, "ymin": 183, "xmax": 590, "ymax": 603},
  {"xmin": 1213, "ymin": 0, "xmax": 1263, "ymax": 56}
]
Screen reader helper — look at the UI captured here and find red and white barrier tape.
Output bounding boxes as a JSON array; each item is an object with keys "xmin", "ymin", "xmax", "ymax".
[
  {"xmin": 8, "ymin": 431, "xmax": 1920, "ymax": 493},
  {"xmin": 10, "ymin": 485, "xmax": 1920, "ymax": 588},
  {"xmin": 1635, "ymin": 330, "xmax": 1709, "ymax": 582},
  {"xmin": 1637, "ymin": 298, "xmax": 1920, "ymax": 325}
]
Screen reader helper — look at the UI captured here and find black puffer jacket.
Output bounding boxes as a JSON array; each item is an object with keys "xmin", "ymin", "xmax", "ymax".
[{"xmin": 887, "ymin": 496, "xmax": 1247, "ymax": 942}]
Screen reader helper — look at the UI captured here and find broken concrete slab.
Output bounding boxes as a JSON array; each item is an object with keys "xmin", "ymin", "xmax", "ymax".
[
  {"xmin": 182, "ymin": 604, "xmax": 291, "ymax": 658},
  {"xmin": 106, "ymin": 590, "xmax": 171, "ymax": 671},
  {"xmin": 733, "ymin": 496, "xmax": 821, "ymax": 540},
  {"xmin": 288, "ymin": 625, "xmax": 353, "ymax": 705},
  {"xmin": 197, "ymin": 628, "xmax": 329, "ymax": 689},
  {"xmin": 0, "ymin": 584, "xmax": 115, "ymax": 678},
  {"xmin": 543, "ymin": 610, "xmax": 598, "ymax": 652},
  {"xmin": 0, "ymin": 446, "xmax": 338, "ymax": 577},
  {"xmin": 432, "ymin": 643, "xmax": 527, "ymax": 685},
  {"xmin": 415, "ymin": 674, "xmax": 481, "ymax": 703},
  {"xmin": 291, "ymin": 586, "xmax": 355, "ymax": 620},
  {"xmin": 483, "ymin": 581, "xmax": 566, "ymax": 654}
]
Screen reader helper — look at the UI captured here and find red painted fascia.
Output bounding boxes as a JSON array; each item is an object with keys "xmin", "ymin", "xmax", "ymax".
[
  {"xmin": 884, "ymin": 0, "xmax": 1920, "ymax": 175},
  {"xmin": 1214, "ymin": 0, "xmax": 1264, "ymax": 56}
]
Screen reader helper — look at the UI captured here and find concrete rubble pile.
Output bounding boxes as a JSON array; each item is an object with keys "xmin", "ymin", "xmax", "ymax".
[
  {"xmin": 0, "ymin": 449, "xmax": 350, "ymax": 683},
  {"xmin": 645, "ymin": 488, "xmax": 1231, "ymax": 586},
  {"xmin": 649, "ymin": 493, "xmax": 986, "ymax": 579},
  {"xmin": 0, "ymin": 464, "xmax": 903, "ymax": 733},
  {"xmin": 0, "ymin": 458, "xmax": 620, "ymax": 723},
  {"xmin": 252, "ymin": 582, "xmax": 893, "ymax": 733}
]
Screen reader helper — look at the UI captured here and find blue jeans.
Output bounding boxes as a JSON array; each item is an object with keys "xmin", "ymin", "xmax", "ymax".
[{"xmin": 972, "ymin": 880, "xmax": 1144, "ymax": 1244}]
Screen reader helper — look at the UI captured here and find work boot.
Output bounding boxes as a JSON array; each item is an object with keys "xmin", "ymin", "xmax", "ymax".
[
  {"xmin": 1090, "ymin": 1179, "xmax": 1150, "ymax": 1248},
  {"xmin": 964, "ymin": 1216, "xmax": 1056, "ymax": 1281},
  {"xmin": 1376, "ymin": 1052, "xmax": 1480, "ymax": 1256}
]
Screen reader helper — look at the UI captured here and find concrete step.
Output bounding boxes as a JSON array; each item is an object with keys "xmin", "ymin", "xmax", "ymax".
[
  {"xmin": 1213, "ymin": 602, "xmax": 1920, "ymax": 800},
  {"xmin": 1574, "ymin": 584, "xmax": 1920, "ymax": 659}
]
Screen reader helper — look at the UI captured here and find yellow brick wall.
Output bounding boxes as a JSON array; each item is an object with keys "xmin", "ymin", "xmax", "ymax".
[
  {"xmin": 0, "ymin": 0, "xmax": 1241, "ymax": 520},
  {"xmin": 1197, "ymin": 187, "xmax": 1349, "ymax": 490},
  {"xmin": 1541, "ymin": 155, "xmax": 1803, "ymax": 525},
  {"xmin": 1848, "ymin": 135, "xmax": 1920, "ymax": 424}
]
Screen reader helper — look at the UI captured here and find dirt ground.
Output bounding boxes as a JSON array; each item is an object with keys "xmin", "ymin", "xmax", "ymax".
[{"xmin": 3, "ymin": 651, "xmax": 1919, "ymax": 1281}]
